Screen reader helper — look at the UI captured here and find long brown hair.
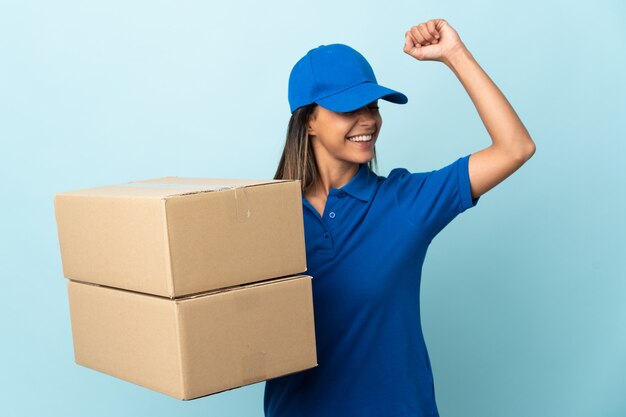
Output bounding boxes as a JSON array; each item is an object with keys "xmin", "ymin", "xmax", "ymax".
[{"xmin": 274, "ymin": 103, "xmax": 378, "ymax": 195}]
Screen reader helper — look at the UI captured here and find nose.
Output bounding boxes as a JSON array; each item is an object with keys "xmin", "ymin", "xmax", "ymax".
[{"xmin": 356, "ymin": 107, "xmax": 377, "ymax": 125}]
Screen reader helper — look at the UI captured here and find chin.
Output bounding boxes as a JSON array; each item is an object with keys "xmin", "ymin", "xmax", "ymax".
[{"xmin": 355, "ymin": 154, "xmax": 374, "ymax": 164}]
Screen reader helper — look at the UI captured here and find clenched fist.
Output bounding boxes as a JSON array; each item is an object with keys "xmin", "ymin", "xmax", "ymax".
[{"xmin": 404, "ymin": 19, "xmax": 466, "ymax": 64}]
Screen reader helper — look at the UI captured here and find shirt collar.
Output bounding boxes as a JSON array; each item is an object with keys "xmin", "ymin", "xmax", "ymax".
[{"xmin": 331, "ymin": 163, "xmax": 379, "ymax": 202}]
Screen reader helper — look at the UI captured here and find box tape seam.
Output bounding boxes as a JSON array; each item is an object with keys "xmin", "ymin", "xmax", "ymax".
[
  {"xmin": 162, "ymin": 199, "xmax": 175, "ymax": 298},
  {"xmin": 173, "ymin": 302, "xmax": 187, "ymax": 399}
]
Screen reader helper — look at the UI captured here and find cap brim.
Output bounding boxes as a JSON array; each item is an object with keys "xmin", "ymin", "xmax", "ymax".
[{"xmin": 316, "ymin": 82, "xmax": 408, "ymax": 112}]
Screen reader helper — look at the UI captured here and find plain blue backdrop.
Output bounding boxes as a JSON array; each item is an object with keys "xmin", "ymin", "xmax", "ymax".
[{"xmin": 1, "ymin": 1, "xmax": 625, "ymax": 416}]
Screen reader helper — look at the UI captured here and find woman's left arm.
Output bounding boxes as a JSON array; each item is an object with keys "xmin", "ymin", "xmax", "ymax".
[{"xmin": 404, "ymin": 19, "xmax": 536, "ymax": 200}]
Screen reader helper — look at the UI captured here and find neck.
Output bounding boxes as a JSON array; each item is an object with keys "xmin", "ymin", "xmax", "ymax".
[{"xmin": 310, "ymin": 160, "xmax": 360, "ymax": 197}]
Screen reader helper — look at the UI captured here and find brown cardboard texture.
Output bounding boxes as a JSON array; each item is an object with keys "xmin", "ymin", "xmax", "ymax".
[
  {"xmin": 55, "ymin": 177, "xmax": 306, "ymax": 297},
  {"xmin": 68, "ymin": 275, "xmax": 317, "ymax": 400}
]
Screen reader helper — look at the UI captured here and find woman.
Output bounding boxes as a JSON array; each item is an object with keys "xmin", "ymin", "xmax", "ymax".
[{"xmin": 266, "ymin": 19, "xmax": 536, "ymax": 417}]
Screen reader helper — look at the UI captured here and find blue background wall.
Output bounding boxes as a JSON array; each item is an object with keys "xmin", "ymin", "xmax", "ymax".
[{"xmin": 1, "ymin": 1, "xmax": 625, "ymax": 416}]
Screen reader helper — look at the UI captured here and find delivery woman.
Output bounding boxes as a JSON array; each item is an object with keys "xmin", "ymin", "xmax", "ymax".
[{"xmin": 266, "ymin": 18, "xmax": 536, "ymax": 417}]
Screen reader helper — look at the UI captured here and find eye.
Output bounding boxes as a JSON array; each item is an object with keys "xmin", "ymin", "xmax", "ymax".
[{"xmin": 341, "ymin": 106, "xmax": 380, "ymax": 116}]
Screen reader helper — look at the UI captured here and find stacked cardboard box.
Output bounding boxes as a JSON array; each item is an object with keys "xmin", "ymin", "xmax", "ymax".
[{"xmin": 54, "ymin": 176, "xmax": 317, "ymax": 400}]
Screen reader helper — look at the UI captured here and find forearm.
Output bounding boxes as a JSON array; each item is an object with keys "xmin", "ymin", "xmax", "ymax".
[{"xmin": 444, "ymin": 46, "xmax": 536, "ymax": 158}]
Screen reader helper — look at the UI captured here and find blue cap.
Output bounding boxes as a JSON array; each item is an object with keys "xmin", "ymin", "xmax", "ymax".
[{"xmin": 288, "ymin": 43, "xmax": 408, "ymax": 114}]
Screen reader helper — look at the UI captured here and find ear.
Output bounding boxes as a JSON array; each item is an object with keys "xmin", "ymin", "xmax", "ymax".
[{"xmin": 306, "ymin": 116, "xmax": 317, "ymax": 136}]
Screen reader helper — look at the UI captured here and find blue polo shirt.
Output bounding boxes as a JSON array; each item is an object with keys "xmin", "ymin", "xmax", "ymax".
[{"xmin": 264, "ymin": 154, "xmax": 480, "ymax": 417}]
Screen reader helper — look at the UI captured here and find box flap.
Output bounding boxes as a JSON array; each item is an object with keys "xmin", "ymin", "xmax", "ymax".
[
  {"xmin": 67, "ymin": 275, "xmax": 311, "ymax": 302},
  {"xmin": 176, "ymin": 274, "xmax": 310, "ymax": 301},
  {"xmin": 55, "ymin": 176, "xmax": 295, "ymax": 199}
]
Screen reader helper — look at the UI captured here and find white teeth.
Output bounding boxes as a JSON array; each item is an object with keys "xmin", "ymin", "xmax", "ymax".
[{"xmin": 347, "ymin": 134, "xmax": 373, "ymax": 142}]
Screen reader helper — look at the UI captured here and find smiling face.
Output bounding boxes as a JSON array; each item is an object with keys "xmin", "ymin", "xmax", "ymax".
[{"xmin": 307, "ymin": 100, "xmax": 382, "ymax": 168}]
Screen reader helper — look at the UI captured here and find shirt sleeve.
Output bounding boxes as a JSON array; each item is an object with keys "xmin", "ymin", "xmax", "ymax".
[{"xmin": 390, "ymin": 154, "xmax": 480, "ymax": 239}]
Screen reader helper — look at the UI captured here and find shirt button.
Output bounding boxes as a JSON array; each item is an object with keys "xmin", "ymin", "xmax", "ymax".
[
  {"xmin": 337, "ymin": 192, "xmax": 345, "ymax": 198},
  {"xmin": 323, "ymin": 232, "xmax": 329, "ymax": 238},
  {"xmin": 329, "ymin": 212, "xmax": 336, "ymax": 219}
]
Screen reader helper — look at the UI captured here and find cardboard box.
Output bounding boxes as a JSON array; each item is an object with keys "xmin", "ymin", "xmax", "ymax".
[
  {"xmin": 55, "ymin": 177, "xmax": 306, "ymax": 298},
  {"xmin": 68, "ymin": 275, "xmax": 317, "ymax": 400}
]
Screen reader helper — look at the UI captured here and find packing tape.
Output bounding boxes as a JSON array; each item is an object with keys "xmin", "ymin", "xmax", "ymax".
[
  {"xmin": 240, "ymin": 351, "xmax": 268, "ymax": 386},
  {"xmin": 233, "ymin": 187, "xmax": 251, "ymax": 222}
]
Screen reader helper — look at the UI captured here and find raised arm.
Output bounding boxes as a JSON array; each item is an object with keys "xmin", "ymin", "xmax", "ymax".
[{"xmin": 404, "ymin": 19, "xmax": 536, "ymax": 200}]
